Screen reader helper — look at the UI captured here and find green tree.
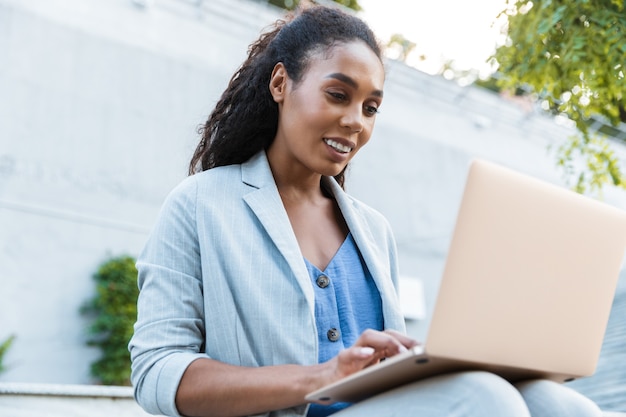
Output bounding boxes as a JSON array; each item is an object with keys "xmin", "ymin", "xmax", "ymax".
[
  {"xmin": 492, "ymin": 0, "xmax": 626, "ymax": 193},
  {"xmin": 268, "ymin": 0, "xmax": 361, "ymax": 12}
]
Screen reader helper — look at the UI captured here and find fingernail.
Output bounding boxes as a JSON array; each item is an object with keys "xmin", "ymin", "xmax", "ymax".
[
  {"xmin": 399, "ymin": 345, "xmax": 408, "ymax": 352},
  {"xmin": 359, "ymin": 347, "xmax": 375, "ymax": 356}
]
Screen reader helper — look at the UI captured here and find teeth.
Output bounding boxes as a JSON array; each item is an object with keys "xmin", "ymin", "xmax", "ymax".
[{"xmin": 324, "ymin": 139, "xmax": 352, "ymax": 153}]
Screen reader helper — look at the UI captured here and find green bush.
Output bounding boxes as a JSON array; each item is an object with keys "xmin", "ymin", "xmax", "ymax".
[
  {"xmin": 0, "ymin": 334, "xmax": 15, "ymax": 375},
  {"xmin": 82, "ymin": 255, "xmax": 138, "ymax": 385}
]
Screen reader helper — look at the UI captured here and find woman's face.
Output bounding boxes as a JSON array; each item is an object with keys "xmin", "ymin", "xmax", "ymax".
[{"xmin": 268, "ymin": 40, "xmax": 385, "ymax": 179}]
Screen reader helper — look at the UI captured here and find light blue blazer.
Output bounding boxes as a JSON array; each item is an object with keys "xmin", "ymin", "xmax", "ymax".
[{"xmin": 129, "ymin": 151, "xmax": 406, "ymax": 417}]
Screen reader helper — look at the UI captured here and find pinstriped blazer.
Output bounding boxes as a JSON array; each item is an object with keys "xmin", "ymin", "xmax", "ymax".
[{"xmin": 129, "ymin": 151, "xmax": 406, "ymax": 417}]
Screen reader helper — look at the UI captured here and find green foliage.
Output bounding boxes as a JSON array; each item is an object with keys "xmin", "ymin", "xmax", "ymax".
[
  {"xmin": 81, "ymin": 255, "xmax": 138, "ymax": 385},
  {"xmin": 268, "ymin": 0, "xmax": 362, "ymax": 12},
  {"xmin": 387, "ymin": 33, "xmax": 417, "ymax": 63},
  {"xmin": 493, "ymin": 0, "xmax": 626, "ymax": 194},
  {"xmin": 555, "ymin": 134, "xmax": 623, "ymax": 194},
  {"xmin": 0, "ymin": 335, "xmax": 15, "ymax": 374}
]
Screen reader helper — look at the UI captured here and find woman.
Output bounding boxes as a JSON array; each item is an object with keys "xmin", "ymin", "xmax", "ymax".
[{"xmin": 129, "ymin": 5, "xmax": 602, "ymax": 417}]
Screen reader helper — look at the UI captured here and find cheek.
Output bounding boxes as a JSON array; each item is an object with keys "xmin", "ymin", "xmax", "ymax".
[
  {"xmin": 359, "ymin": 122, "xmax": 376, "ymax": 145},
  {"xmin": 283, "ymin": 96, "xmax": 326, "ymax": 130},
  {"xmin": 352, "ymin": 131, "xmax": 373, "ymax": 156}
]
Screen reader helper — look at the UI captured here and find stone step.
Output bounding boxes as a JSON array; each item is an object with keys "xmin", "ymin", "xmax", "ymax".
[{"xmin": 1, "ymin": 382, "xmax": 624, "ymax": 416}]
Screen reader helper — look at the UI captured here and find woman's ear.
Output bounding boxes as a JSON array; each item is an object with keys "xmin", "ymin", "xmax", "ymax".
[{"xmin": 269, "ymin": 63, "xmax": 288, "ymax": 103}]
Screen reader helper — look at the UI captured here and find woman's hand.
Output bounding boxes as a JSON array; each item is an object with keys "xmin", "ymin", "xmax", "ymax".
[
  {"xmin": 313, "ymin": 329, "xmax": 420, "ymax": 398},
  {"xmin": 174, "ymin": 330, "xmax": 419, "ymax": 415}
]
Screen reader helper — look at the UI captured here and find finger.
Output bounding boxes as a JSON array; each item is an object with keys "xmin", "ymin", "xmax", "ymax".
[
  {"xmin": 354, "ymin": 346, "xmax": 376, "ymax": 359},
  {"xmin": 355, "ymin": 329, "xmax": 411, "ymax": 358},
  {"xmin": 350, "ymin": 346, "xmax": 376, "ymax": 360},
  {"xmin": 334, "ymin": 346, "xmax": 379, "ymax": 377},
  {"xmin": 384, "ymin": 329, "xmax": 420, "ymax": 349},
  {"xmin": 337, "ymin": 345, "xmax": 375, "ymax": 362}
]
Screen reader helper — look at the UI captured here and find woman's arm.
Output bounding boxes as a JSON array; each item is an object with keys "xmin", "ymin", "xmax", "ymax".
[{"xmin": 175, "ymin": 329, "xmax": 417, "ymax": 417}]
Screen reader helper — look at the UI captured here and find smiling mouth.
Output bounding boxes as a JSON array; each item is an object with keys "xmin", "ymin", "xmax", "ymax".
[{"xmin": 324, "ymin": 139, "xmax": 353, "ymax": 154}]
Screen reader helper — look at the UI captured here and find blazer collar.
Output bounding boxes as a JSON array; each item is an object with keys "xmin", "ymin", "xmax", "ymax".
[
  {"xmin": 241, "ymin": 151, "xmax": 275, "ymax": 190},
  {"xmin": 241, "ymin": 152, "xmax": 316, "ymax": 313},
  {"xmin": 326, "ymin": 178, "xmax": 396, "ymax": 295},
  {"xmin": 240, "ymin": 152, "xmax": 402, "ymax": 329}
]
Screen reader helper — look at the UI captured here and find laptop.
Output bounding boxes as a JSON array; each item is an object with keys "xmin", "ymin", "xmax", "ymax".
[{"xmin": 306, "ymin": 159, "xmax": 626, "ymax": 404}]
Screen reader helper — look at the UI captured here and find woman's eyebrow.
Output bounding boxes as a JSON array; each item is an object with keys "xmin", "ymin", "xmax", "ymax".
[{"xmin": 326, "ymin": 72, "xmax": 384, "ymax": 97}]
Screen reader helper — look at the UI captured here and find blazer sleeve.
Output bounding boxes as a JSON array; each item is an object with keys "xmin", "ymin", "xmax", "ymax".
[{"xmin": 129, "ymin": 176, "xmax": 208, "ymax": 417}]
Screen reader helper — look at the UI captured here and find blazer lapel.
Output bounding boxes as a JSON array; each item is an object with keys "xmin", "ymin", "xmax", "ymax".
[
  {"xmin": 241, "ymin": 153, "xmax": 316, "ymax": 313},
  {"xmin": 239, "ymin": 152, "xmax": 402, "ymax": 331},
  {"xmin": 326, "ymin": 177, "xmax": 404, "ymax": 330}
]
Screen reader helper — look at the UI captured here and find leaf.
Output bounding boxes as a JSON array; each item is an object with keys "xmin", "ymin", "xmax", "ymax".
[{"xmin": 0, "ymin": 335, "xmax": 16, "ymax": 374}]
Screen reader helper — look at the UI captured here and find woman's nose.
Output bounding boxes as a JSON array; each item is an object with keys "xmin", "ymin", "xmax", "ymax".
[{"xmin": 340, "ymin": 105, "xmax": 364, "ymax": 133}]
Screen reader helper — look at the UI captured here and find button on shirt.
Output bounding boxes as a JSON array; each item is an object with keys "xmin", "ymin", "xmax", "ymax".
[{"xmin": 305, "ymin": 233, "xmax": 384, "ymax": 417}]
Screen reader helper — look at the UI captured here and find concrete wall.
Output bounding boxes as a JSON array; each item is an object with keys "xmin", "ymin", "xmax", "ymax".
[
  {"xmin": 0, "ymin": 0, "xmax": 279, "ymax": 384},
  {"xmin": 1, "ymin": 0, "xmax": 626, "ymax": 389}
]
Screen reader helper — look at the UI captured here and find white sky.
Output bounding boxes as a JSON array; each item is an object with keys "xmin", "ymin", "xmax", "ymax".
[{"xmin": 358, "ymin": 0, "xmax": 509, "ymax": 77}]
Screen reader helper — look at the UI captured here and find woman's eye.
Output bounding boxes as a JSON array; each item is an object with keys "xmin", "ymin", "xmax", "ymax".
[
  {"xmin": 364, "ymin": 105, "xmax": 379, "ymax": 116},
  {"xmin": 328, "ymin": 91, "xmax": 347, "ymax": 101}
]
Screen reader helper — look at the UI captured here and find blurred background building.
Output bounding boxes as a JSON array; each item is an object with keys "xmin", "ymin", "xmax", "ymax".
[{"xmin": 1, "ymin": 0, "xmax": 625, "ymax": 412}]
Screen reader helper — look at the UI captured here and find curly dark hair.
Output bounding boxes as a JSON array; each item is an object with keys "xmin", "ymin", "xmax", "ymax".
[{"xmin": 188, "ymin": 4, "xmax": 382, "ymax": 187}]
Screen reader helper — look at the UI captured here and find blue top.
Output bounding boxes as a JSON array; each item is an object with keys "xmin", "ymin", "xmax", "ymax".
[{"xmin": 305, "ymin": 233, "xmax": 384, "ymax": 417}]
